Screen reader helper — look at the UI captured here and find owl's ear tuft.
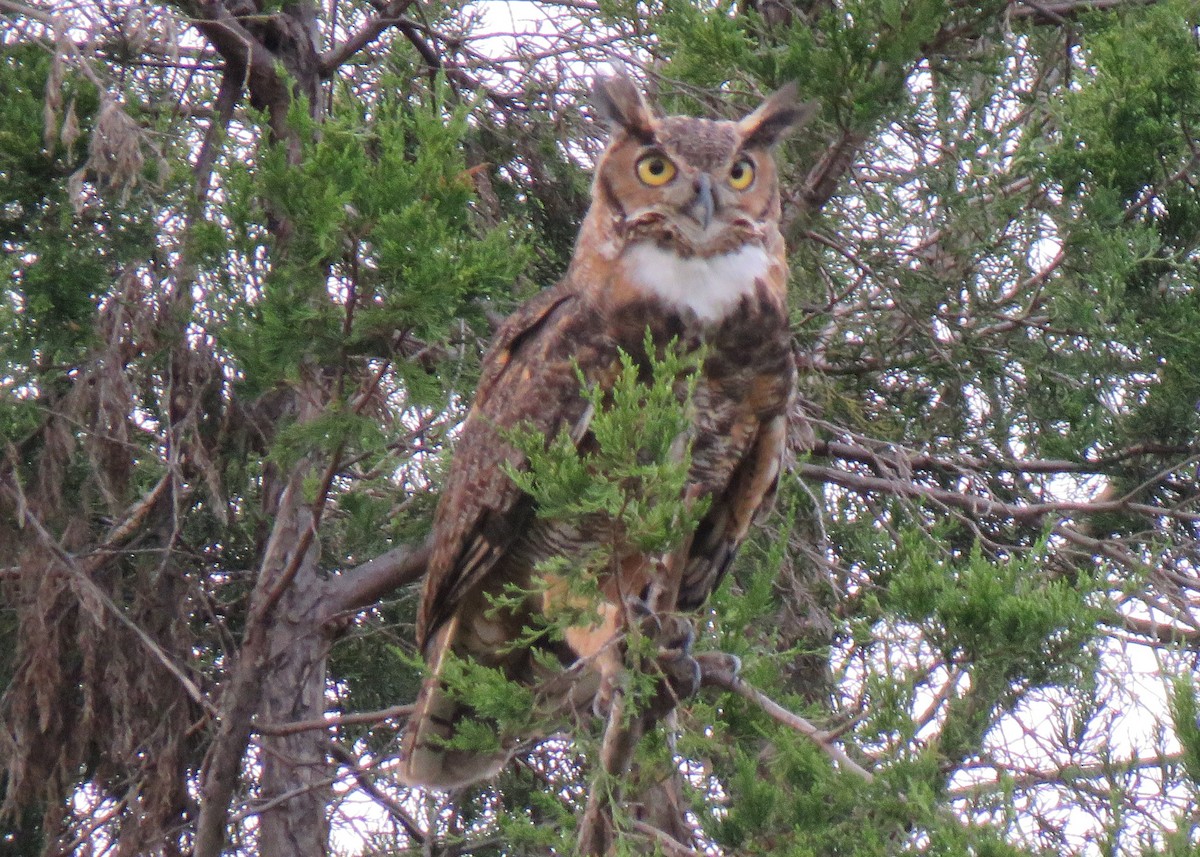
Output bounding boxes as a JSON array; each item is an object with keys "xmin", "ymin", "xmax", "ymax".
[
  {"xmin": 739, "ymin": 83, "xmax": 818, "ymax": 148},
  {"xmin": 592, "ymin": 74, "xmax": 656, "ymax": 142}
]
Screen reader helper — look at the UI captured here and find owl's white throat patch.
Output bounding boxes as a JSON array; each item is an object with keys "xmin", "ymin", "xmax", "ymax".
[{"xmin": 623, "ymin": 243, "xmax": 770, "ymax": 324}]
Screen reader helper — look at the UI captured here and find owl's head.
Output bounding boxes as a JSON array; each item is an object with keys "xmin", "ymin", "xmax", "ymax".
[{"xmin": 588, "ymin": 75, "xmax": 815, "ymax": 257}]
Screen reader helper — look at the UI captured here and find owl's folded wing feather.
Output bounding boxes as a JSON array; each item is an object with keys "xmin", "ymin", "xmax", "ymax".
[
  {"xmin": 679, "ymin": 411, "xmax": 788, "ymax": 609},
  {"xmin": 417, "ymin": 284, "xmax": 594, "ymax": 651}
]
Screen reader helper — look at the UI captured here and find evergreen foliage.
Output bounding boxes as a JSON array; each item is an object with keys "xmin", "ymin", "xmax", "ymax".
[{"xmin": 1, "ymin": 0, "xmax": 1199, "ymax": 855}]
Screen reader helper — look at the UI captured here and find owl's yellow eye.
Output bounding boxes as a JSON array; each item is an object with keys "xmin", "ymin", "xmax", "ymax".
[
  {"xmin": 636, "ymin": 154, "xmax": 676, "ymax": 186},
  {"xmin": 729, "ymin": 158, "xmax": 755, "ymax": 190}
]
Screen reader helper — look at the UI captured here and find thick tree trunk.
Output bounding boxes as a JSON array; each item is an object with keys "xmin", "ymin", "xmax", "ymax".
[
  {"xmin": 182, "ymin": 5, "xmax": 335, "ymax": 853},
  {"xmin": 194, "ymin": 465, "xmax": 326, "ymax": 857},
  {"xmin": 257, "ymin": 514, "xmax": 331, "ymax": 856}
]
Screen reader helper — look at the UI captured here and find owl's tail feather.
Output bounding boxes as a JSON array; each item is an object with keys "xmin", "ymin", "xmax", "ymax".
[{"xmin": 397, "ymin": 618, "xmax": 510, "ymax": 790}]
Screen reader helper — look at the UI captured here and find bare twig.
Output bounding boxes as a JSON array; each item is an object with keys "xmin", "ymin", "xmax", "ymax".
[
  {"xmin": 700, "ymin": 662, "xmax": 875, "ymax": 783},
  {"xmin": 629, "ymin": 819, "xmax": 706, "ymax": 857},
  {"xmin": 329, "ymin": 741, "xmax": 427, "ymax": 844},
  {"xmin": 256, "ymin": 703, "xmax": 414, "ymax": 736},
  {"xmin": 94, "ymin": 472, "xmax": 172, "ymax": 550}
]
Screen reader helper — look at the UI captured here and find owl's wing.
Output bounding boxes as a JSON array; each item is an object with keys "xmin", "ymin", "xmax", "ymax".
[
  {"xmin": 678, "ymin": 411, "xmax": 788, "ymax": 610},
  {"xmin": 417, "ymin": 284, "xmax": 593, "ymax": 651}
]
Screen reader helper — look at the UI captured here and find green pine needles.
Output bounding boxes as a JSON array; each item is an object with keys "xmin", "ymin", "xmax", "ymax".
[
  {"xmin": 507, "ymin": 331, "xmax": 709, "ymax": 555},
  {"xmin": 220, "ymin": 76, "xmax": 529, "ymax": 400}
]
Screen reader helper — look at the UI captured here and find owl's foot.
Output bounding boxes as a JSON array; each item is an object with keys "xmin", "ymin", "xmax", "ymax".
[
  {"xmin": 695, "ymin": 650, "xmax": 742, "ymax": 684},
  {"xmin": 585, "ymin": 604, "xmax": 734, "ymax": 722},
  {"xmin": 622, "ymin": 598, "xmax": 694, "ymax": 647},
  {"xmin": 642, "ymin": 613, "xmax": 702, "ymax": 720},
  {"xmin": 580, "ymin": 603, "xmax": 700, "ymax": 721},
  {"xmin": 653, "ymin": 643, "xmax": 701, "ymax": 701},
  {"xmin": 643, "ymin": 649, "xmax": 744, "ymax": 723}
]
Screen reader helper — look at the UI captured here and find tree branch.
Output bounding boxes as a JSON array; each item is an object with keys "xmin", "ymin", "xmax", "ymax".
[
  {"xmin": 194, "ymin": 465, "xmax": 320, "ymax": 857},
  {"xmin": 318, "ymin": 0, "xmax": 416, "ymax": 76},
  {"xmin": 797, "ymin": 127, "xmax": 869, "ymax": 216},
  {"xmin": 191, "ymin": 62, "xmax": 242, "ymax": 204},
  {"xmin": 629, "ymin": 819, "xmax": 706, "ymax": 857},
  {"xmin": 321, "ymin": 536, "xmax": 433, "ymax": 622},
  {"xmin": 1113, "ymin": 612, "xmax": 1200, "ymax": 647},
  {"xmin": 699, "ymin": 660, "xmax": 875, "ymax": 782},
  {"xmin": 1009, "ymin": 0, "xmax": 1160, "ymax": 24},
  {"xmin": 947, "ymin": 751, "xmax": 1185, "ymax": 800},
  {"xmin": 576, "ymin": 521, "xmax": 698, "ymax": 855},
  {"xmin": 328, "ymin": 741, "xmax": 427, "ymax": 845},
  {"xmin": 180, "ymin": 0, "xmax": 296, "ymax": 145},
  {"xmin": 256, "ymin": 702, "xmax": 413, "ymax": 736},
  {"xmin": 576, "ymin": 684, "xmax": 640, "ymax": 856},
  {"xmin": 810, "ymin": 438, "xmax": 1198, "ymax": 477},
  {"xmin": 798, "ymin": 462, "xmax": 1199, "ymax": 525}
]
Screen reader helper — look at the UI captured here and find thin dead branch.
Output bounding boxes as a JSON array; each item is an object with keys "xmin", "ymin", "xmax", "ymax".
[
  {"xmin": 577, "ymin": 516, "xmax": 699, "ymax": 855},
  {"xmin": 328, "ymin": 742, "xmax": 427, "ymax": 845},
  {"xmin": 256, "ymin": 703, "xmax": 414, "ymax": 736},
  {"xmin": 700, "ymin": 661, "xmax": 875, "ymax": 783},
  {"xmin": 629, "ymin": 819, "xmax": 706, "ymax": 857}
]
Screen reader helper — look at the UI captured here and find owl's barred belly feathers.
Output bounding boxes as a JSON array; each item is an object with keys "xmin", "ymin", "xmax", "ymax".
[{"xmin": 507, "ymin": 280, "xmax": 795, "ymax": 603}]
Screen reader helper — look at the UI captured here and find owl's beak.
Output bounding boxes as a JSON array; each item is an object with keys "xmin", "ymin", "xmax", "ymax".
[{"xmin": 689, "ymin": 174, "xmax": 715, "ymax": 231}]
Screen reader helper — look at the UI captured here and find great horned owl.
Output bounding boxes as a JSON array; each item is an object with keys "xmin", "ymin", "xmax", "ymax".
[{"xmin": 399, "ymin": 74, "xmax": 814, "ymax": 789}]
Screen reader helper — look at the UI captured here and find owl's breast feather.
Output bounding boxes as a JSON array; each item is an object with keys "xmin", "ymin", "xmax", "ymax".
[{"xmin": 621, "ymin": 243, "xmax": 772, "ymax": 324}]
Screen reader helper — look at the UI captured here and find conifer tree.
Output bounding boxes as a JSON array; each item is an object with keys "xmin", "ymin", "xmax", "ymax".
[{"xmin": 1, "ymin": 0, "xmax": 1199, "ymax": 855}]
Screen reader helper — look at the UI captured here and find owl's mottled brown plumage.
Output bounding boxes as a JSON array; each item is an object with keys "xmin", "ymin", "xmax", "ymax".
[{"xmin": 400, "ymin": 75, "xmax": 815, "ymax": 788}]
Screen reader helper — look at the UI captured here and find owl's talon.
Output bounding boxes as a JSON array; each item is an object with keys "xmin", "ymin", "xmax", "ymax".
[
  {"xmin": 636, "ymin": 612, "xmax": 663, "ymax": 640},
  {"xmin": 696, "ymin": 651, "xmax": 742, "ymax": 686},
  {"xmin": 640, "ymin": 649, "xmax": 702, "ymax": 721},
  {"xmin": 654, "ymin": 614, "xmax": 695, "ymax": 654},
  {"xmin": 625, "ymin": 598, "xmax": 665, "ymax": 641},
  {"xmin": 659, "ymin": 651, "xmax": 702, "ymax": 698}
]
